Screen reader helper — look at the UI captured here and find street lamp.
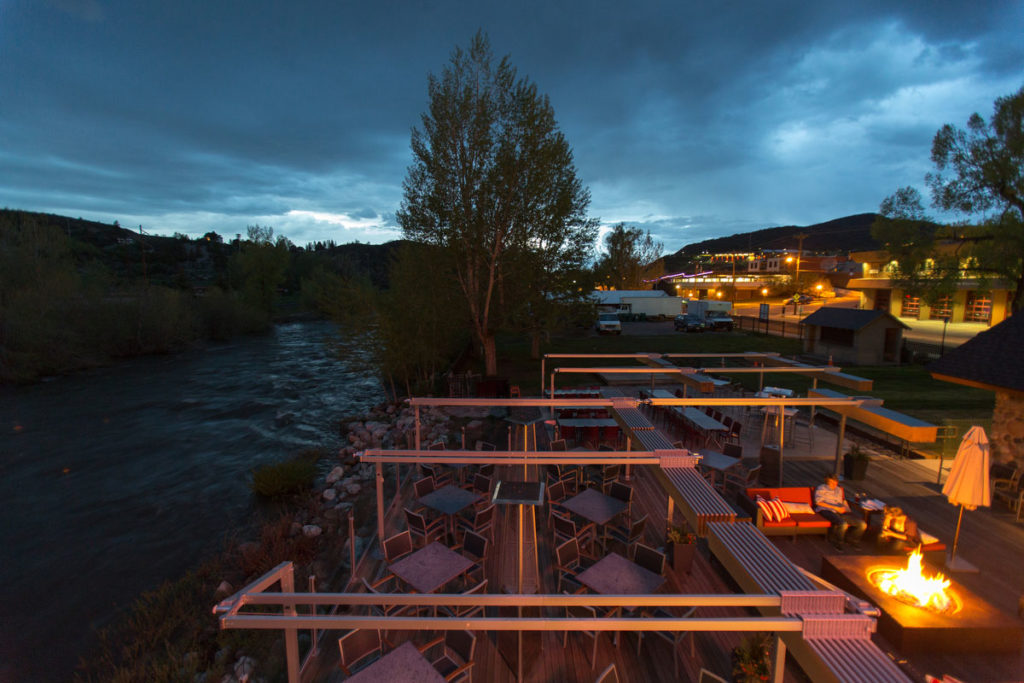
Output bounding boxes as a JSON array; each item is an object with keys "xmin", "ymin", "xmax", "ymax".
[{"xmin": 940, "ymin": 315, "xmax": 951, "ymax": 356}]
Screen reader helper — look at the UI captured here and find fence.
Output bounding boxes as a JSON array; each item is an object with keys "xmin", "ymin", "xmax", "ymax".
[{"xmin": 734, "ymin": 315, "xmax": 806, "ymax": 340}]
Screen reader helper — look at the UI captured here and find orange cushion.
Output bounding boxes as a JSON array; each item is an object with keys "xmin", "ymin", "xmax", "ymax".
[{"xmin": 791, "ymin": 514, "xmax": 831, "ymax": 528}]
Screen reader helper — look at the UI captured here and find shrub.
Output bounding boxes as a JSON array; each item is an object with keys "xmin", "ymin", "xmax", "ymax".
[{"xmin": 250, "ymin": 458, "xmax": 317, "ymax": 499}]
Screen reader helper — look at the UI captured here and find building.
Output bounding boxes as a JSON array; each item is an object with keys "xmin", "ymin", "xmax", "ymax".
[
  {"xmin": 801, "ymin": 308, "xmax": 908, "ymax": 365},
  {"xmin": 845, "ymin": 248, "xmax": 1014, "ymax": 327}
]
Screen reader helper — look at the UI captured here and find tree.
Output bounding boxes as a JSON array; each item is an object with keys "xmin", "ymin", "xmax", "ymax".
[
  {"xmin": 231, "ymin": 225, "xmax": 290, "ymax": 316},
  {"xmin": 397, "ymin": 32, "xmax": 596, "ymax": 376},
  {"xmin": 925, "ymin": 84, "xmax": 1024, "ymax": 312},
  {"xmin": 594, "ymin": 223, "xmax": 663, "ymax": 290}
]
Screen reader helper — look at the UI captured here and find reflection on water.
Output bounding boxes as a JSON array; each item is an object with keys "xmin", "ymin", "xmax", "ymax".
[{"xmin": 0, "ymin": 321, "xmax": 380, "ymax": 682}]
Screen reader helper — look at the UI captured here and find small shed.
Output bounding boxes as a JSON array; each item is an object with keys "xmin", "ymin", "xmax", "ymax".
[
  {"xmin": 928, "ymin": 313, "xmax": 1023, "ymax": 469},
  {"xmin": 800, "ymin": 308, "xmax": 908, "ymax": 365}
]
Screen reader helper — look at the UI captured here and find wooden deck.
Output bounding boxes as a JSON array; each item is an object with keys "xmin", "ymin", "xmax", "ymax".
[{"xmin": 311, "ymin": 389, "xmax": 1024, "ymax": 683}]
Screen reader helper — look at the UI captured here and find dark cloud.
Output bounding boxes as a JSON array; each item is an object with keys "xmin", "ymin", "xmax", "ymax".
[{"xmin": 0, "ymin": 0, "xmax": 1020, "ymax": 250}]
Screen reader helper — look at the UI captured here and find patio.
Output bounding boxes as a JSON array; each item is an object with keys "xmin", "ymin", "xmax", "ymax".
[{"xmin": 213, "ymin": 356, "xmax": 1024, "ymax": 683}]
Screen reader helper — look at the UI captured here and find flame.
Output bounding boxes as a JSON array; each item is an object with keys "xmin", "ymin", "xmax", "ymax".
[{"xmin": 869, "ymin": 549, "xmax": 957, "ymax": 614}]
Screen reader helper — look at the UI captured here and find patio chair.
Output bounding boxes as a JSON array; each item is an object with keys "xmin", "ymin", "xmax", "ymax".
[
  {"xmin": 993, "ymin": 468, "xmax": 1022, "ymax": 505},
  {"xmin": 562, "ymin": 601, "xmax": 602, "ymax": 670},
  {"xmin": 440, "ymin": 578, "xmax": 488, "ymax": 618},
  {"xmin": 419, "ymin": 630, "xmax": 476, "ymax": 682},
  {"xmin": 414, "ymin": 476, "xmax": 437, "ymax": 499},
  {"xmin": 722, "ymin": 443, "xmax": 743, "ymax": 459},
  {"xmin": 726, "ymin": 419, "xmax": 743, "ymax": 445},
  {"xmin": 337, "ymin": 628, "xmax": 387, "ymax": 676},
  {"xmin": 429, "ymin": 440, "xmax": 447, "ymax": 450},
  {"xmin": 474, "ymin": 439, "xmax": 496, "ymax": 451},
  {"xmin": 594, "ymin": 663, "xmax": 620, "ymax": 683},
  {"xmin": 361, "ymin": 575, "xmax": 419, "ymax": 618},
  {"xmin": 404, "ymin": 507, "xmax": 446, "ymax": 547},
  {"xmin": 382, "ymin": 530, "xmax": 414, "ymax": 563},
  {"xmin": 549, "ymin": 438, "xmax": 567, "ymax": 451},
  {"xmin": 698, "ymin": 668, "xmax": 729, "ymax": 683},
  {"xmin": 465, "ymin": 473, "xmax": 492, "ymax": 499},
  {"xmin": 552, "ymin": 509, "xmax": 597, "ymax": 553},
  {"xmin": 477, "ymin": 462, "xmax": 495, "ymax": 478},
  {"xmin": 606, "ymin": 481, "xmax": 633, "ymax": 522},
  {"xmin": 588, "ymin": 464, "xmax": 620, "ymax": 490},
  {"xmin": 721, "ymin": 465, "xmax": 761, "ymax": 499},
  {"xmin": 633, "ymin": 542, "xmax": 666, "ymax": 576},
  {"xmin": 554, "ymin": 537, "xmax": 597, "ymax": 593},
  {"xmin": 634, "ymin": 605, "xmax": 697, "ymax": 678},
  {"xmin": 607, "ymin": 514, "xmax": 647, "ymax": 556},
  {"xmin": 455, "ymin": 503, "xmax": 495, "ymax": 540},
  {"xmin": 451, "ymin": 529, "xmax": 489, "ymax": 585},
  {"xmin": 421, "ymin": 463, "xmax": 454, "ymax": 487}
]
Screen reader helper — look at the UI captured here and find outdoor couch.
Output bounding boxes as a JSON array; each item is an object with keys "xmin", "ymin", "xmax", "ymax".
[{"xmin": 737, "ymin": 487, "xmax": 831, "ymax": 538}]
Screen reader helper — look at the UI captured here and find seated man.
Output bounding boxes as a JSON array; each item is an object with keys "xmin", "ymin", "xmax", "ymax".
[
  {"xmin": 813, "ymin": 474, "xmax": 866, "ymax": 550},
  {"xmin": 877, "ymin": 505, "xmax": 920, "ymax": 553}
]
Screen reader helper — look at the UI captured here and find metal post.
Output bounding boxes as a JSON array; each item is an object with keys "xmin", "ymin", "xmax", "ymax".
[
  {"xmin": 347, "ymin": 511, "xmax": 357, "ymax": 591},
  {"xmin": 834, "ymin": 414, "xmax": 847, "ymax": 476},
  {"xmin": 773, "ymin": 633, "xmax": 786, "ymax": 683},
  {"xmin": 281, "ymin": 564, "xmax": 300, "ymax": 683},
  {"xmin": 940, "ymin": 316, "xmax": 950, "ymax": 356},
  {"xmin": 308, "ymin": 574, "xmax": 319, "ymax": 655},
  {"xmin": 778, "ymin": 404, "xmax": 786, "ymax": 484},
  {"xmin": 375, "ymin": 463, "xmax": 385, "ymax": 547},
  {"xmin": 415, "ymin": 405, "xmax": 421, "ymax": 450},
  {"xmin": 540, "ymin": 357, "xmax": 546, "ymax": 397}
]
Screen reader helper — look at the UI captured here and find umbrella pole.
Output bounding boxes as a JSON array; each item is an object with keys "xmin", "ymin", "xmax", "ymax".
[{"xmin": 951, "ymin": 503, "xmax": 965, "ymax": 562}]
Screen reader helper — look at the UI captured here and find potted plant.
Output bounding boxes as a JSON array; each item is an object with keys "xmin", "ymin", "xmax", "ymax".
[
  {"xmin": 666, "ymin": 523, "xmax": 697, "ymax": 574},
  {"xmin": 843, "ymin": 444, "xmax": 870, "ymax": 481},
  {"xmin": 731, "ymin": 632, "xmax": 773, "ymax": 682}
]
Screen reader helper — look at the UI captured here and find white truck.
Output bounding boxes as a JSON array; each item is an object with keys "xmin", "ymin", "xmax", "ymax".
[
  {"xmin": 619, "ymin": 295, "xmax": 684, "ymax": 320},
  {"xmin": 685, "ymin": 300, "xmax": 734, "ymax": 331}
]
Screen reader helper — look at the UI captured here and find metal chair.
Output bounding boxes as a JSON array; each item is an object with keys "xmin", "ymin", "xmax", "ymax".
[
  {"xmin": 382, "ymin": 530, "xmax": 414, "ymax": 563},
  {"xmin": 594, "ymin": 663, "xmax": 619, "ymax": 683},
  {"xmin": 404, "ymin": 507, "xmax": 446, "ymax": 546},
  {"xmin": 419, "ymin": 630, "xmax": 476, "ymax": 682},
  {"xmin": 466, "ymin": 473, "xmax": 492, "ymax": 498},
  {"xmin": 634, "ymin": 605, "xmax": 697, "ymax": 678},
  {"xmin": 441, "ymin": 578, "xmax": 489, "ymax": 618},
  {"xmin": 554, "ymin": 537, "xmax": 597, "ymax": 593},
  {"xmin": 606, "ymin": 481, "xmax": 633, "ymax": 523},
  {"xmin": 414, "ymin": 476, "xmax": 437, "ymax": 499},
  {"xmin": 337, "ymin": 628, "xmax": 386, "ymax": 676},
  {"xmin": 361, "ymin": 575, "xmax": 418, "ymax": 618},
  {"xmin": 452, "ymin": 529, "xmax": 489, "ymax": 584},
  {"xmin": 562, "ymin": 602, "xmax": 603, "ymax": 670},
  {"xmin": 607, "ymin": 514, "xmax": 647, "ymax": 555},
  {"xmin": 633, "ymin": 542, "xmax": 666, "ymax": 576},
  {"xmin": 552, "ymin": 509, "xmax": 597, "ymax": 553},
  {"xmin": 721, "ymin": 465, "xmax": 761, "ymax": 498},
  {"xmin": 456, "ymin": 503, "xmax": 495, "ymax": 540}
]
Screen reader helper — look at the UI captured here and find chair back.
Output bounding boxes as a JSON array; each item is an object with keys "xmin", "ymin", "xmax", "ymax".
[
  {"xmin": 722, "ymin": 443, "xmax": 743, "ymax": 459},
  {"xmin": 744, "ymin": 465, "xmax": 762, "ymax": 484},
  {"xmin": 404, "ymin": 507, "xmax": 427, "ymax": 534},
  {"xmin": 463, "ymin": 530, "xmax": 489, "ymax": 560},
  {"xmin": 446, "ymin": 629, "xmax": 476, "ymax": 664},
  {"xmin": 555, "ymin": 537, "xmax": 580, "ymax": 568},
  {"xmin": 633, "ymin": 542, "xmax": 666, "ymax": 575},
  {"xmin": 550, "ymin": 439, "xmax": 567, "ymax": 451},
  {"xmin": 553, "ymin": 513, "xmax": 578, "ymax": 540},
  {"xmin": 476, "ymin": 441, "xmax": 497, "ymax": 452},
  {"xmin": 698, "ymin": 668, "xmax": 729, "ymax": 683},
  {"xmin": 629, "ymin": 514, "xmax": 648, "ymax": 543},
  {"xmin": 478, "ymin": 462, "xmax": 495, "ymax": 477},
  {"xmin": 382, "ymin": 530, "xmax": 413, "ymax": 563},
  {"xmin": 429, "ymin": 440, "xmax": 446, "ymax": 450},
  {"xmin": 472, "ymin": 473, "xmax": 492, "ymax": 496},
  {"xmin": 608, "ymin": 481, "xmax": 632, "ymax": 505},
  {"xmin": 547, "ymin": 480, "xmax": 565, "ymax": 504},
  {"xmin": 338, "ymin": 629, "xmax": 383, "ymax": 675},
  {"xmin": 414, "ymin": 476, "xmax": 436, "ymax": 498},
  {"xmin": 474, "ymin": 503, "xmax": 495, "ymax": 527}
]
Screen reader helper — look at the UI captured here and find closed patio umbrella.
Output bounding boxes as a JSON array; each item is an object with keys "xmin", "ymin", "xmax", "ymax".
[{"xmin": 941, "ymin": 425, "xmax": 990, "ymax": 572}]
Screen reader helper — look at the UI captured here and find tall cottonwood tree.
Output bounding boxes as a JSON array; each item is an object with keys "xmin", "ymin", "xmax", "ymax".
[
  {"xmin": 876, "ymin": 85, "xmax": 1024, "ymax": 312},
  {"xmin": 397, "ymin": 32, "xmax": 596, "ymax": 376}
]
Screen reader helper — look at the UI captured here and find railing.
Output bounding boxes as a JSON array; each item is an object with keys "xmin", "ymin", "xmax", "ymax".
[{"xmin": 734, "ymin": 315, "xmax": 806, "ymax": 339}]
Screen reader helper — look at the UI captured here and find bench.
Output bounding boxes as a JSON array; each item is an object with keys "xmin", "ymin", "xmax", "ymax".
[
  {"xmin": 737, "ymin": 487, "xmax": 832, "ymax": 538},
  {"xmin": 657, "ymin": 466, "xmax": 737, "ymax": 537}
]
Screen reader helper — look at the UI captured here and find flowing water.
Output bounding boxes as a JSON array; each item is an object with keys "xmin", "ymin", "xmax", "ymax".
[{"xmin": 0, "ymin": 321, "xmax": 382, "ymax": 682}]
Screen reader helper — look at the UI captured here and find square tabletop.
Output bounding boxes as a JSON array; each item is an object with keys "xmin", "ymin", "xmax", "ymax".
[
  {"xmin": 492, "ymin": 480, "xmax": 545, "ymax": 506},
  {"xmin": 561, "ymin": 487, "xmax": 626, "ymax": 526},
  {"xmin": 697, "ymin": 450, "xmax": 741, "ymax": 472},
  {"xmin": 680, "ymin": 407, "xmax": 728, "ymax": 432},
  {"xmin": 576, "ymin": 552, "xmax": 665, "ymax": 595},
  {"xmin": 346, "ymin": 640, "xmax": 445, "ymax": 683},
  {"xmin": 418, "ymin": 484, "xmax": 481, "ymax": 516},
  {"xmin": 389, "ymin": 542, "xmax": 474, "ymax": 594}
]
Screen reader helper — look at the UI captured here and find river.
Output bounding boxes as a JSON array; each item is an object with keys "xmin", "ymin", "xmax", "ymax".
[{"xmin": 0, "ymin": 321, "xmax": 382, "ymax": 682}]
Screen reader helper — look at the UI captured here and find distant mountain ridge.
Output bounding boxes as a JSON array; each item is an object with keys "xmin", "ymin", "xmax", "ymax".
[{"xmin": 669, "ymin": 212, "xmax": 881, "ymax": 256}]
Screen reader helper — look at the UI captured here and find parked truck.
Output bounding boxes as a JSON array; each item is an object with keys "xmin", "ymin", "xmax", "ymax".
[
  {"xmin": 619, "ymin": 295, "xmax": 684, "ymax": 321},
  {"xmin": 684, "ymin": 299, "xmax": 734, "ymax": 331}
]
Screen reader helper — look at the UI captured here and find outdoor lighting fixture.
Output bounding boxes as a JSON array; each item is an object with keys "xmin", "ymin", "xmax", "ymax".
[
  {"xmin": 786, "ymin": 256, "xmax": 794, "ymax": 263},
  {"xmin": 761, "ymin": 288, "xmax": 768, "ymax": 296},
  {"xmin": 716, "ymin": 291, "xmax": 723, "ymax": 298}
]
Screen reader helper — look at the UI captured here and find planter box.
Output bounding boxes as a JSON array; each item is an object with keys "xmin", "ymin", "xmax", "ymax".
[
  {"xmin": 843, "ymin": 453, "xmax": 869, "ymax": 480},
  {"xmin": 670, "ymin": 542, "xmax": 696, "ymax": 574}
]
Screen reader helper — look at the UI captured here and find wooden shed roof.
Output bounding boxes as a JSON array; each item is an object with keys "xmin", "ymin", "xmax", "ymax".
[
  {"xmin": 801, "ymin": 307, "xmax": 909, "ymax": 331},
  {"xmin": 928, "ymin": 313, "xmax": 1024, "ymax": 394}
]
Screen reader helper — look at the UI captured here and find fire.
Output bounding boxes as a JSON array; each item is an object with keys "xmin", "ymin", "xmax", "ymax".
[{"xmin": 868, "ymin": 549, "xmax": 959, "ymax": 615}]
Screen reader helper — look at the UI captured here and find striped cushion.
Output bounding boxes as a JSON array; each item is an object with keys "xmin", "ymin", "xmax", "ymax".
[{"xmin": 768, "ymin": 497, "xmax": 790, "ymax": 522}]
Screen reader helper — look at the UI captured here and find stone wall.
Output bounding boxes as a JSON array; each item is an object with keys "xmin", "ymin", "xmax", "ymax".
[{"xmin": 991, "ymin": 390, "xmax": 1024, "ymax": 468}]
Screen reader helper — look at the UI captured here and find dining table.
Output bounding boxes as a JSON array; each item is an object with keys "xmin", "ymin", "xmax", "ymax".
[
  {"xmin": 560, "ymin": 487, "xmax": 627, "ymax": 549},
  {"xmin": 345, "ymin": 640, "xmax": 445, "ymax": 683},
  {"xmin": 417, "ymin": 484, "xmax": 482, "ymax": 541},
  {"xmin": 695, "ymin": 449, "xmax": 741, "ymax": 486},
  {"xmin": 388, "ymin": 541, "xmax": 474, "ymax": 594},
  {"xmin": 576, "ymin": 551, "xmax": 666, "ymax": 595}
]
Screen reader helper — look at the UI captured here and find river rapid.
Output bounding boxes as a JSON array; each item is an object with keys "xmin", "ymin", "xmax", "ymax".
[{"xmin": 0, "ymin": 321, "xmax": 382, "ymax": 682}]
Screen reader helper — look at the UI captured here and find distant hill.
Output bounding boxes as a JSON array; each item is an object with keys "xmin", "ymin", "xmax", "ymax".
[
  {"xmin": 0, "ymin": 208, "xmax": 404, "ymax": 289},
  {"xmin": 662, "ymin": 213, "xmax": 883, "ymax": 271}
]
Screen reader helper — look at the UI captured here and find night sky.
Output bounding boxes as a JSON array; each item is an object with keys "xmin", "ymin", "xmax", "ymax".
[{"xmin": 1, "ymin": 0, "xmax": 1021, "ymax": 251}]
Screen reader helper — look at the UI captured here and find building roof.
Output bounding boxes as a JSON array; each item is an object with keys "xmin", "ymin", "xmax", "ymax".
[
  {"xmin": 928, "ymin": 313, "xmax": 1024, "ymax": 394},
  {"xmin": 801, "ymin": 307, "xmax": 909, "ymax": 330},
  {"xmin": 591, "ymin": 289, "xmax": 667, "ymax": 304}
]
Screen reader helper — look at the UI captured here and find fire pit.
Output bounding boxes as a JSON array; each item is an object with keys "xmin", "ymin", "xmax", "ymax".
[{"xmin": 822, "ymin": 554, "xmax": 1022, "ymax": 654}]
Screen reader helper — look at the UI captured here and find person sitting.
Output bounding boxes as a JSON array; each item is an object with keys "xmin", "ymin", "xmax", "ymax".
[
  {"xmin": 813, "ymin": 474, "xmax": 866, "ymax": 550},
  {"xmin": 877, "ymin": 505, "xmax": 920, "ymax": 554}
]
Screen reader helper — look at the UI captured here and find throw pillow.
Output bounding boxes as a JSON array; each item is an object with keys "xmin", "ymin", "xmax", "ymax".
[
  {"xmin": 767, "ymin": 497, "xmax": 790, "ymax": 522},
  {"xmin": 780, "ymin": 501, "xmax": 814, "ymax": 515},
  {"xmin": 755, "ymin": 495, "xmax": 778, "ymax": 522}
]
